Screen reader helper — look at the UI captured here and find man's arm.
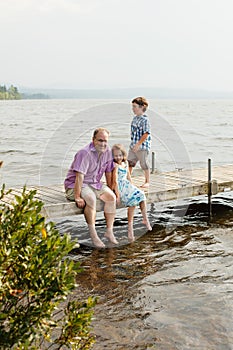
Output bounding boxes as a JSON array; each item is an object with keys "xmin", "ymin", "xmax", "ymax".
[
  {"xmin": 105, "ymin": 171, "xmax": 113, "ymax": 188},
  {"xmin": 74, "ymin": 172, "xmax": 85, "ymax": 208},
  {"xmin": 106, "ymin": 169, "xmax": 119, "ymax": 195}
]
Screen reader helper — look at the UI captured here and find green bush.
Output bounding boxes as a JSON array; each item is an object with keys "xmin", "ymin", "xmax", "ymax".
[{"xmin": 0, "ymin": 186, "xmax": 96, "ymax": 349}]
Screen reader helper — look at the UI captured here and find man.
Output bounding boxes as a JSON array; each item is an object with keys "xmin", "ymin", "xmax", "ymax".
[{"xmin": 64, "ymin": 128, "xmax": 117, "ymax": 248}]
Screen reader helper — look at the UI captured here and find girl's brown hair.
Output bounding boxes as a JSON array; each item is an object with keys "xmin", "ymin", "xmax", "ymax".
[{"xmin": 112, "ymin": 144, "xmax": 127, "ymax": 162}]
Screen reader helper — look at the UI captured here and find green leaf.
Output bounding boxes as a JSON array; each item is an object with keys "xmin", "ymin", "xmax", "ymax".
[{"xmin": 0, "ymin": 185, "xmax": 96, "ymax": 349}]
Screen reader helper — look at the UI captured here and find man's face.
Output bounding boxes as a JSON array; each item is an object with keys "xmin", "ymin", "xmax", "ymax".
[
  {"xmin": 93, "ymin": 131, "xmax": 109, "ymax": 153},
  {"xmin": 132, "ymin": 103, "xmax": 144, "ymax": 116}
]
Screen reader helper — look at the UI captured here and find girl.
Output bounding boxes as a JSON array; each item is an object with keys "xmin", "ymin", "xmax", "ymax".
[{"xmin": 112, "ymin": 144, "xmax": 152, "ymax": 241}]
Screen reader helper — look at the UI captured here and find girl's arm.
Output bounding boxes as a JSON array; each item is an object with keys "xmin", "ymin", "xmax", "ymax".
[
  {"xmin": 111, "ymin": 166, "xmax": 120, "ymax": 204},
  {"xmin": 127, "ymin": 166, "xmax": 133, "ymax": 183}
]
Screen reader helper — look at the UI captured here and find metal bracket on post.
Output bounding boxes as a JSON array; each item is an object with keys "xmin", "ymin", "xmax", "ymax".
[{"xmin": 212, "ymin": 180, "xmax": 218, "ymax": 195}]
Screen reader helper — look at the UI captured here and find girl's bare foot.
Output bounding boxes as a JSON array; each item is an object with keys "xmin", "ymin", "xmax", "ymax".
[
  {"xmin": 104, "ymin": 229, "xmax": 118, "ymax": 244},
  {"xmin": 128, "ymin": 223, "xmax": 135, "ymax": 242},
  {"xmin": 142, "ymin": 218, "xmax": 152, "ymax": 231}
]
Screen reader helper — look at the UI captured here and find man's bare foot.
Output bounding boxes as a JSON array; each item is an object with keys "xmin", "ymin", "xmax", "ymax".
[
  {"xmin": 104, "ymin": 229, "xmax": 118, "ymax": 244},
  {"xmin": 140, "ymin": 182, "xmax": 149, "ymax": 189},
  {"xmin": 88, "ymin": 225, "xmax": 105, "ymax": 248},
  {"xmin": 142, "ymin": 218, "xmax": 152, "ymax": 231},
  {"xmin": 91, "ymin": 235, "xmax": 105, "ymax": 248},
  {"xmin": 128, "ymin": 224, "xmax": 135, "ymax": 242}
]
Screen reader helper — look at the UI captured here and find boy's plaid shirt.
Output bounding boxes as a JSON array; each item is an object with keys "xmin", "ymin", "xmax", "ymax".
[{"xmin": 130, "ymin": 115, "xmax": 151, "ymax": 151}]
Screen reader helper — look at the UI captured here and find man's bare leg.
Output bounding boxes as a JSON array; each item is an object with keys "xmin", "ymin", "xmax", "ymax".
[
  {"xmin": 87, "ymin": 224, "xmax": 105, "ymax": 248},
  {"xmin": 100, "ymin": 192, "xmax": 118, "ymax": 244},
  {"xmin": 84, "ymin": 202, "xmax": 105, "ymax": 248},
  {"xmin": 104, "ymin": 212, "xmax": 118, "ymax": 244}
]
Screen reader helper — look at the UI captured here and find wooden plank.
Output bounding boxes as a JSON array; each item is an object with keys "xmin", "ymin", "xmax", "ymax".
[{"xmin": 1, "ymin": 164, "xmax": 233, "ymax": 219}]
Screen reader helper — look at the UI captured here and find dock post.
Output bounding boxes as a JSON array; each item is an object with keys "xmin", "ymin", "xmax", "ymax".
[
  {"xmin": 151, "ymin": 151, "xmax": 155, "ymax": 174},
  {"xmin": 208, "ymin": 158, "xmax": 212, "ymax": 221}
]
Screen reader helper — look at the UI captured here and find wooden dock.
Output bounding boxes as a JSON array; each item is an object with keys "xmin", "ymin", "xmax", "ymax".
[{"xmin": 1, "ymin": 164, "xmax": 233, "ymax": 219}]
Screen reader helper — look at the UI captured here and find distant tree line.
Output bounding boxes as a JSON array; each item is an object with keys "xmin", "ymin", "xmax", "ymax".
[
  {"xmin": 21, "ymin": 92, "xmax": 50, "ymax": 99},
  {"xmin": 0, "ymin": 84, "xmax": 21, "ymax": 100},
  {"xmin": 0, "ymin": 85, "xmax": 50, "ymax": 100}
]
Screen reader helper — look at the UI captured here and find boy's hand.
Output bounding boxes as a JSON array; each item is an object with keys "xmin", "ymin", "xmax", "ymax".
[{"xmin": 132, "ymin": 143, "xmax": 140, "ymax": 152}]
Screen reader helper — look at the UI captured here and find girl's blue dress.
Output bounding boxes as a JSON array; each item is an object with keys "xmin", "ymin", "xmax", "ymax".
[{"xmin": 117, "ymin": 164, "xmax": 146, "ymax": 207}]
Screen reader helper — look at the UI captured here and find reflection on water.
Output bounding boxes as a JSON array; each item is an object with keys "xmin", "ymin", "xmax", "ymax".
[{"xmin": 60, "ymin": 198, "xmax": 233, "ymax": 349}]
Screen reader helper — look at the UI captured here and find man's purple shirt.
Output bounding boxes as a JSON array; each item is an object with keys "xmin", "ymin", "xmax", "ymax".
[{"xmin": 64, "ymin": 142, "xmax": 114, "ymax": 190}]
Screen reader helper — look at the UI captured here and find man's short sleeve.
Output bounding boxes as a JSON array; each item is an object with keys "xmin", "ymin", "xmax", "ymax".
[
  {"xmin": 72, "ymin": 150, "xmax": 90, "ymax": 174},
  {"xmin": 105, "ymin": 159, "xmax": 115, "ymax": 172}
]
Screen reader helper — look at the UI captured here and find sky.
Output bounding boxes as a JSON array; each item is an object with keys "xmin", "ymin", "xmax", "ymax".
[{"xmin": 1, "ymin": 0, "xmax": 233, "ymax": 91}]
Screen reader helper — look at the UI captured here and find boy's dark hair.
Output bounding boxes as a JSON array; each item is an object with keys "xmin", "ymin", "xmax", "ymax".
[{"xmin": 132, "ymin": 96, "xmax": 148, "ymax": 112}]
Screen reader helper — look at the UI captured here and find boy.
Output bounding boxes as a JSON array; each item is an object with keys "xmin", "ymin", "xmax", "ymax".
[{"xmin": 127, "ymin": 96, "xmax": 151, "ymax": 188}]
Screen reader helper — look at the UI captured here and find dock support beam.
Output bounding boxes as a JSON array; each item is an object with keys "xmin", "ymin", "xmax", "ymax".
[{"xmin": 208, "ymin": 158, "xmax": 212, "ymax": 221}]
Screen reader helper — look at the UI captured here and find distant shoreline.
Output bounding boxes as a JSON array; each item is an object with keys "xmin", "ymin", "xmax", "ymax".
[
  {"xmin": 1, "ymin": 85, "xmax": 232, "ymax": 100},
  {"xmin": 19, "ymin": 87, "xmax": 233, "ymax": 100}
]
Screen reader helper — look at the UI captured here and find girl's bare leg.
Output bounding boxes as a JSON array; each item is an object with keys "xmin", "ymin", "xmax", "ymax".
[
  {"xmin": 128, "ymin": 206, "xmax": 135, "ymax": 241},
  {"xmin": 139, "ymin": 201, "xmax": 152, "ymax": 231}
]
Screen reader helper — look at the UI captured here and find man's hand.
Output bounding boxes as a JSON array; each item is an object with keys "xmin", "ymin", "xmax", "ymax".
[{"xmin": 75, "ymin": 197, "xmax": 86, "ymax": 208}]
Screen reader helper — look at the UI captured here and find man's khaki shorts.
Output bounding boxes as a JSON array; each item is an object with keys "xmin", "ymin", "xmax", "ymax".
[{"xmin": 65, "ymin": 184, "xmax": 112, "ymax": 201}]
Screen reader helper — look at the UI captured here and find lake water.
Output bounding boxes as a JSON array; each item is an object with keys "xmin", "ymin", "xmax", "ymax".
[{"xmin": 0, "ymin": 99, "xmax": 233, "ymax": 349}]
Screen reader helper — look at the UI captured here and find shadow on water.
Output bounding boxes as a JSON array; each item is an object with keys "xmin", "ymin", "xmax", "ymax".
[{"xmin": 56, "ymin": 194, "xmax": 233, "ymax": 349}]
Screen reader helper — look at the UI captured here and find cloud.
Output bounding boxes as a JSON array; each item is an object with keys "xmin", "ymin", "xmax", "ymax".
[
  {"xmin": 0, "ymin": 0, "xmax": 98, "ymax": 17},
  {"xmin": 1, "ymin": 0, "xmax": 233, "ymax": 90},
  {"xmin": 38, "ymin": 0, "xmax": 98, "ymax": 14}
]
